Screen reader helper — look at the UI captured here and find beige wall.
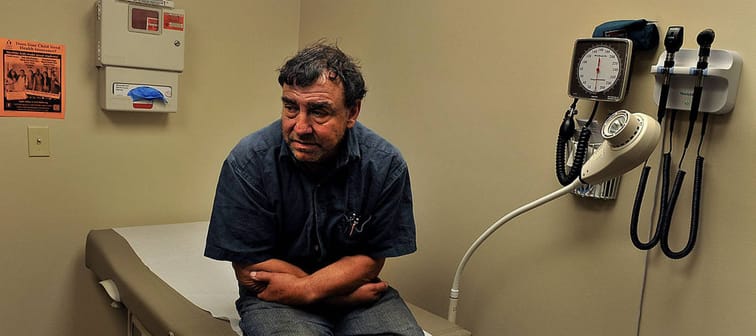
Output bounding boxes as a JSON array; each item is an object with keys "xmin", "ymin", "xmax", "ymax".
[
  {"xmin": 299, "ymin": 1, "xmax": 756, "ymax": 335},
  {"xmin": 1, "ymin": 0, "xmax": 754, "ymax": 335},
  {"xmin": 0, "ymin": 0, "xmax": 299, "ymax": 334}
]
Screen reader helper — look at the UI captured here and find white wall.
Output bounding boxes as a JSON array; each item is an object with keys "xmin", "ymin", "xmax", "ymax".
[
  {"xmin": 299, "ymin": 1, "xmax": 756, "ymax": 335},
  {"xmin": 0, "ymin": 1, "xmax": 299, "ymax": 334}
]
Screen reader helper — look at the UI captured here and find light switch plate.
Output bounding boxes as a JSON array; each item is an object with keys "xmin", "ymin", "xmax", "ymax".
[{"xmin": 27, "ymin": 126, "xmax": 50, "ymax": 157}]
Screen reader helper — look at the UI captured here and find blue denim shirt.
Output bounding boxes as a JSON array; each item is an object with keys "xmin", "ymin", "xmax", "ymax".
[{"xmin": 204, "ymin": 120, "xmax": 416, "ymax": 273}]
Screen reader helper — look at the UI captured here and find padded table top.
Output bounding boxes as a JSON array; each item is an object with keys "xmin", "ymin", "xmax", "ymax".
[
  {"xmin": 85, "ymin": 223, "xmax": 470, "ymax": 336},
  {"xmin": 86, "ymin": 226, "xmax": 238, "ymax": 336}
]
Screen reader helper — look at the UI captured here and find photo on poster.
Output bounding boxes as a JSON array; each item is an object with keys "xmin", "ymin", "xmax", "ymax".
[{"xmin": 1, "ymin": 38, "xmax": 65, "ymax": 119}]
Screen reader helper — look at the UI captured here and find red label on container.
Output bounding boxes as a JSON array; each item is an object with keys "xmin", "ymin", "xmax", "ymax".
[
  {"xmin": 164, "ymin": 13, "xmax": 185, "ymax": 31},
  {"xmin": 133, "ymin": 102, "xmax": 154, "ymax": 109},
  {"xmin": 146, "ymin": 17, "xmax": 159, "ymax": 31}
]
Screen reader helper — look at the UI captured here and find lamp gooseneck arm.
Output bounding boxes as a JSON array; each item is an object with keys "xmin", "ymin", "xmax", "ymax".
[{"xmin": 447, "ymin": 178, "xmax": 584, "ymax": 323}]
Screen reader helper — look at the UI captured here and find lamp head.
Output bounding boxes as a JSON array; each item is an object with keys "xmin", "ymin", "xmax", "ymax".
[{"xmin": 580, "ymin": 110, "xmax": 661, "ymax": 185}]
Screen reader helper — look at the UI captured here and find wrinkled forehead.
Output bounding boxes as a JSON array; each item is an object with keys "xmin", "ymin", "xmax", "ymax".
[{"xmin": 281, "ymin": 78, "xmax": 346, "ymax": 105}]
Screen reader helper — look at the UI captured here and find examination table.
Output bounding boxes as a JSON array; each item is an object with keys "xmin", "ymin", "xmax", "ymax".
[{"xmin": 85, "ymin": 221, "xmax": 471, "ymax": 336}]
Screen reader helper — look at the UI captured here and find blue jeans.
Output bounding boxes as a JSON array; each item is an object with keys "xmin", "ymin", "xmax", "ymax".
[{"xmin": 236, "ymin": 286, "xmax": 424, "ymax": 336}]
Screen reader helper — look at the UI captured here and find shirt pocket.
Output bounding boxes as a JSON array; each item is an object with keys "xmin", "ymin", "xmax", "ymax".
[{"xmin": 341, "ymin": 211, "xmax": 373, "ymax": 241}]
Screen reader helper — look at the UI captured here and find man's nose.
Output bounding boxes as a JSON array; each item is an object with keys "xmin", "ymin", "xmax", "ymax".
[{"xmin": 293, "ymin": 111, "xmax": 314, "ymax": 134}]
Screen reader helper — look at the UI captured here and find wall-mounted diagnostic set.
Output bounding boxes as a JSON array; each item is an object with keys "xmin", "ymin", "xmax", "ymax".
[
  {"xmin": 96, "ymin": 0, "xmax": 185, "ymax": 112},
  {"xmin": 448, "ymin": 26, "xmax": 661, "ymax": 322},
  {"xmin": 630, "ymin": 27, "xmax": 742, "ymax": 259},
  {"xmin": 447, "ymin": 21, "xmax": 743, "ymax": 328},
  {"xmin": 559, "ymin": 26, "xmax": 742, "ymax": 259},
  {"xmin": 449, "ymin": 30, "xmax": 664, "ymax": 323}
]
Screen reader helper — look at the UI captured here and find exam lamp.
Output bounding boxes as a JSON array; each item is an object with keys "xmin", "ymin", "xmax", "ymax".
[{"xmin": 447, "ymin": 110, "xmax": 661, "ymax": 323}]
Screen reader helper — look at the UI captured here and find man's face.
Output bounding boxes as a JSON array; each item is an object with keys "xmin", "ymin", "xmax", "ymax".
[{"xmin": 281, "ymin": 76, "xmax": 360, "ymax": 163}]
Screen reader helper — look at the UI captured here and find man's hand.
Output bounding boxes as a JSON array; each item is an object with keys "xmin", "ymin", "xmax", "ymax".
[
  {"xmin": 250, "ymin": 271, "xmax": 314, "ymax": 305},
  {"xmin": 235, "ymin": 267, "xmax": 268, "ymax": 293},
  {"xmin": 233, "ymin": 260, "xmax": 307, "ymax": 295}
]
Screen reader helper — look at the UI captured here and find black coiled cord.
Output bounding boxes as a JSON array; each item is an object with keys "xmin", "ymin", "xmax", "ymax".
[
  {"xmin": 556, "ymin": 100, "xmax": 598, "ymax": 186},
  {"xmin": 629, "ymin": 153, "xmax": 672, "ymax": 250},
  {"xmin": 659, "ymin": 156, "xmax": 703, "ymax": 259},
  {"xmin": 659, "ymin": 112, "xmax": 708, "ymax": 259},
  {"xmin": 556, "ymin": 127, "xmax": 592, "ymax": 186},
  {"xmin": 630, "ymin": 168, "xmax": 659, "ymax": 249}
]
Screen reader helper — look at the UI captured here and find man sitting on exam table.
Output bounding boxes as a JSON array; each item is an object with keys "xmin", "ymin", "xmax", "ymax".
[{"xmin": 204, "ymin": 42, "xmax": 424, "ymax": 336}]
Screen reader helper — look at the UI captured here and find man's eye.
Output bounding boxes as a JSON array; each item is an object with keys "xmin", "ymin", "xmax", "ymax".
[
  {"xmin": 283, "ymin": 105, "xmax": 299, "ymax": 116},
  {"xmin": 311, "ymin": 109, "xmax": 328, "ymax": 117}
]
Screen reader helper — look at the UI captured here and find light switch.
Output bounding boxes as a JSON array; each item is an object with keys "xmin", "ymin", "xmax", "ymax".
[{"xmin": 27, "ymin": 126, "xmax": 50, "ymax": 157}]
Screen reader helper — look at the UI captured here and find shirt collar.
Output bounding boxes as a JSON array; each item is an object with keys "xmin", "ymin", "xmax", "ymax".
[{"xmin": 337, "ymin": 125, "xmax": 361, "ymax": 168}]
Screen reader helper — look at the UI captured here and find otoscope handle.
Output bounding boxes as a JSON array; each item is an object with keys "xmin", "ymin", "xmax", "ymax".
[
  {"xmin": 683, "ymin": 29, "xmax": 715, "ymax": 152},
  {"xmin": 657, "ymin": 82, "xmax": 671, "ymax": 120},
  {"xmin": 682, "ymin": 85, "xmax": 705, "ymax": 151},
  {"xmin": 689, "ymin": 86, "xmax": 704, "ymax": 120}
]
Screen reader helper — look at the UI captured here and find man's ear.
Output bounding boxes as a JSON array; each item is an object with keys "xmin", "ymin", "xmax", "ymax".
[{"xmin": 346, "ymin": 100, "xmax": 361, "ymax": 128}]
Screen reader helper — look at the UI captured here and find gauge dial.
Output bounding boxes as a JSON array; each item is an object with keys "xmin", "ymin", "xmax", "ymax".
[
  {"xmin": 568, "ymin": 38, "xmax": 633, "ymax": 102},
  {"xmin": 578, "ymin": 46, "xmax": 620, "ymax": 93}
]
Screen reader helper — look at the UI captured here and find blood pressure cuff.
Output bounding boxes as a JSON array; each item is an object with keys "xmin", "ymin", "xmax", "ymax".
[{"xmin": 593, "ymin": 19, "xmax": 659, "ymax": 51}]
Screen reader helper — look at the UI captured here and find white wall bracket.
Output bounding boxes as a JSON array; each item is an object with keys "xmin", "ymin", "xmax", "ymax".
[{"xmin": 650, "ymin": 49, "xmax": 742, "ymax": 114}]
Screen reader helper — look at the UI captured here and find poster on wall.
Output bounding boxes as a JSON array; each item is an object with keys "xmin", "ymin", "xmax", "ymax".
[{"xmin": 1, "ymin": 38, "xmax": 65, "ymax": 119}]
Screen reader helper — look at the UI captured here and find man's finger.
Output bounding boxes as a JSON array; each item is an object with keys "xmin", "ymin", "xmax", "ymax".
[{"xmin": 250, "ymin": 270, "xmax": 270, "ymax": 281}]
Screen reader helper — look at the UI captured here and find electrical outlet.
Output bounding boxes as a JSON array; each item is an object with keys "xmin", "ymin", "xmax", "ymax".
[{"xmin": 27, "ymin": 126, "xmax": 50, "ymax": 157}]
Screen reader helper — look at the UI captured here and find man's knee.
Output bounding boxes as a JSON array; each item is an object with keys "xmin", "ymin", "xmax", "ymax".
[
  {"xmin": 337, "ymin": 287, "xmax": 424, "ymax": 336},
  {"xmin": 241, "ymin": 320, "xmax": 330, "ymax": 336},
  {"xmin": 238, "ymin": 297, "xmax": 333, "ymax": 336}
]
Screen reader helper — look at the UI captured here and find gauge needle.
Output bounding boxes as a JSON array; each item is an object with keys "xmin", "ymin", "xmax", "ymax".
[{"xmin": 594, "ymin": 57, "xmax": 601, "ymax": 91}]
